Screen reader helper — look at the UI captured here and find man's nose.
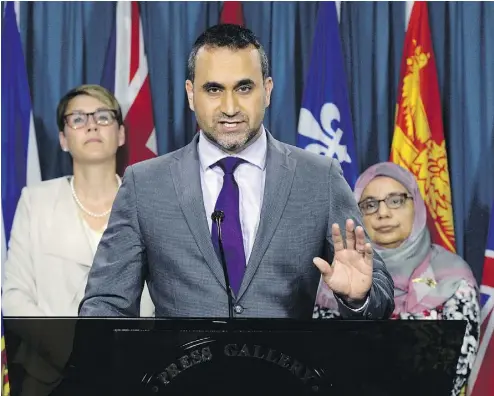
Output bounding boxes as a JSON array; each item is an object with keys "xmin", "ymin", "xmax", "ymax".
[{"xmin": 220, "ymin": 91, "xmax": 239, "ymax": 116}]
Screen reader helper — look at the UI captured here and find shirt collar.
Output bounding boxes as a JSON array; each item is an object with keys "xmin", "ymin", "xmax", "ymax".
[{"xmin": 198, "ymin": 125, "xmax": 267, "ymax": 172}]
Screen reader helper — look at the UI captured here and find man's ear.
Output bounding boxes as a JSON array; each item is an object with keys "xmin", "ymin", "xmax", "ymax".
[
  {"xmin": 185, "ymin": 80, "xmax": 195, "ymax": 111},
  {"xmin": 263, "ymin": 77, "xmax": 274, "ymax": 108}
]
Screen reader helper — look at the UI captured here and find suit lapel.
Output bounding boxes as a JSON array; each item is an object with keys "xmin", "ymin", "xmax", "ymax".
[
  {"xmin": 238, "ymin": 134, "xmax": 297, "ymax": 300},
  {"xmin": 170, "ymin": 136, "xmax": 227, "ymax": 290},
  {"xmin": 42, "ymin": 177, "xmax": 94, "ymax": 267}
]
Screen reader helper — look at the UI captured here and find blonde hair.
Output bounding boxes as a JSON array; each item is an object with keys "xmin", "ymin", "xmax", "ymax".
[{"xmin": 56, "ymin": 84, "xmax": 123, "ymax": 131}]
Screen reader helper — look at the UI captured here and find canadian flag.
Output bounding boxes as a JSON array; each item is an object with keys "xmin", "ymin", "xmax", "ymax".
[{"xmin": 112, "ymin": 1, "xmax": 158, "ymax": 164}]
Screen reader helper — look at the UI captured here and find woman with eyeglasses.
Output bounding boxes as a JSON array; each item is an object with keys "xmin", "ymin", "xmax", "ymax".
[
  {"xmin": 3, "ymin": 84, "xmax": 154, "ymax": 318},
  {"xmin": 2, "ymin": 84, "xmax": 155, "ymax": 395},
  {"xmin": 313, "ymin": 162, "xmax": 479, "ymax": 396}
]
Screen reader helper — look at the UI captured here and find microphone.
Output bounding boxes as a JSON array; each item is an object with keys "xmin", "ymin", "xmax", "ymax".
[{"xmin": 212, "ymin": 210, "xmax": 234, "ymax": 319}]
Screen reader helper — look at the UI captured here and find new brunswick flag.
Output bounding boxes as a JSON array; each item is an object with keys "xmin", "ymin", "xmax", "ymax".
[{"xmin": 390, "ymin": 1, "xmax": 456, "ymax": 252}]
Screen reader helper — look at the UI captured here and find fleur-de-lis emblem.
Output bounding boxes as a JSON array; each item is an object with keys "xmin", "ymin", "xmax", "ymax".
[{"xmin": 298, "ymin": 103, "xmax": 352, "ymax": 164}]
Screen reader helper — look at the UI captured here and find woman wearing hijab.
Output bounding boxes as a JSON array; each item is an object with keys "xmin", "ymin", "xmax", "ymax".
[{"xmin": 313, "ymin": 162, "xmax": 480, "ymax": 396}]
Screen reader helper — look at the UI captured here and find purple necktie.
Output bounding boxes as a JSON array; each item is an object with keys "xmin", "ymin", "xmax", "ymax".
[{"xmin": 211, "ymin": 157, "xmax": 247, "ymax": 295}]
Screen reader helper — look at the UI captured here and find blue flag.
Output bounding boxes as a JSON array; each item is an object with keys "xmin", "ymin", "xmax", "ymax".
[
  {"xmin": 297, "ymin": 1, "xmax": 358, "ymax": 189},
  {"xmin": 100, "ymin": 6, "xmax": 116, "ymax": 93},
  {"xmin": 1, "ymin": 2, "xmax": 41, "ymax": 265}
]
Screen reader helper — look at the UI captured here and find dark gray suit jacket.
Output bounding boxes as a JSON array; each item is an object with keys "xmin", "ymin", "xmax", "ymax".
[{"xmin": 79, "ymin": 132, "xmax": 394, "ymax": 319}]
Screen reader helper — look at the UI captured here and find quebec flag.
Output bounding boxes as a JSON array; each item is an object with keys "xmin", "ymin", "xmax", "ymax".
[
  {"xmin": 297, "ymin": 1, "xmax": 358, "ymax": 189},
  {"xmin": 1, "ymin": 2, "xmax": 41, "ymax": 270}
]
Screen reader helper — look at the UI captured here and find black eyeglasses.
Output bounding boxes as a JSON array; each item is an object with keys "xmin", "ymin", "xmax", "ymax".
[
  {"xmin": 358, "ymin": 193, "xmax": 413, "ymax": 215},
  {"xmin": 64, "ymin": 110, "xmax": 117, "ymax": 129}
]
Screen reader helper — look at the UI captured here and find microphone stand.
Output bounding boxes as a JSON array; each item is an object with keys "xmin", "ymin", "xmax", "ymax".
[{"xmin": 212, "ymin": 210, "xmax": 234, "ymax": 319}]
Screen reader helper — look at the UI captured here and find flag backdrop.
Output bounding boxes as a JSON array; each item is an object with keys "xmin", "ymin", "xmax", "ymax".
[
  {"xmin": 101, "ymin": 1, "xmax": 158, "ymax": 166},
  {"xmin": 469, "ymin": 201, "xmax": 494, "ymax": 396},
  {"xmin": 390, "ymin": 1, "xmax": 456, "ymax": 253},
  {"xmin": 1, "ymin": 1, "xmax": 41, "ymax": 265},
  {"xmin": 1, "ymin": 2, "xmax": 42, "ymax": 394},
  {"xmin": 297, "ymin": 1, "xmax": 358, "ymax": 189}
]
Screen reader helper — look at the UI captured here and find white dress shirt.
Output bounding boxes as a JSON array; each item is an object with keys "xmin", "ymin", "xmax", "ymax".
[{"xmin": 198, "ymin": 127, "xmax": 267, "ymax": 264}]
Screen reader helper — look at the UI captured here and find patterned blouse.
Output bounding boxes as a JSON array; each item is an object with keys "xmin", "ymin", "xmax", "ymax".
[{"xmin": 312, "ymin": 280, "xmax": 480, "ymax": 396}]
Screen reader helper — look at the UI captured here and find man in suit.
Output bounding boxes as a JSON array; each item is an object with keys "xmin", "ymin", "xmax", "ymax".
[{"xmin": 79, "ymin": 24, "xmax": 394, "ymax": 319}]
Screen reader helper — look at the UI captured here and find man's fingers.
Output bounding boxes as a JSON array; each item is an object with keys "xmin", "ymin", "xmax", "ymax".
[
  {"xmin": 331, "ymin": 223, "xmax": 344, "ymax": 252},
  {"xmin": 364, "ymin": 243, "xmax": 374, "ymax": 266},
  {"xmin": 355, "ymin": 225, "xmax": 366, "ymax": 252},
  {"xmin": 313, "ymin": 257, "xmax": 334, "ymax": 278},
  {"xmin": 345, "ymin": 219, "xmax": 356, "ymax": 250}
]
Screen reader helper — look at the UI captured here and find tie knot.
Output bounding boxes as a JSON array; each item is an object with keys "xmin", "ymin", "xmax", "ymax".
[{"xmin": 216, "ymin": 157, "xmax": 245, "ymax": 174}]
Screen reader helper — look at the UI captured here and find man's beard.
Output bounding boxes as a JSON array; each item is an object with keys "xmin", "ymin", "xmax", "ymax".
[{"xmin": 202, "ymin": 123, "xmax": 260, "ymax": 153}]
